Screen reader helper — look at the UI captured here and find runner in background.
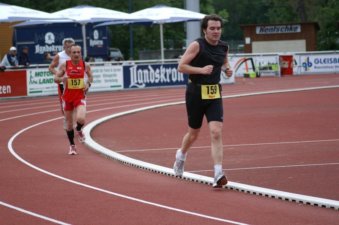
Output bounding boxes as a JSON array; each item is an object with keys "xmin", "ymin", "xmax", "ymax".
[
  {"xmin": 49, "ymin": 38, "xmax": 75, "ymax": 128},
  {"xmin": 54, "ymin": 45, "xmax": 93, "ymax": 155}
]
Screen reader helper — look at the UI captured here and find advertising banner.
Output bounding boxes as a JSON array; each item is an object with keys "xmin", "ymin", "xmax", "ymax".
[
  {"xmin": 14, "ymin": 23, "xmax": 109, "ymax": 64},
  {"xmin": 0, "ymin": 70, "xmax": 27, "ymax": 97},
  {"xmin": 27, "ymin": 68, "xmax": 57, "ymax": 96},
  {"xmin": 90, "ymin": 65, "xmax": 123, "ymax": 92},
  {"xmin": 26, "ymin": 65, "xmax": 124, "ymax": 96},
  {"xmin": 87, "ymin": 26, "xmax": 109, "ymax": 58},
  {"xmin": 229, "ymin": 54, "xmax": 279, "ymax": 77},
  {"xmin": 123, "ymin": 63, "xmax": 188, "ymax": 89},
  {"xmin": 297, "ymin": 54, "xmax": 339, "ymax": 74}
]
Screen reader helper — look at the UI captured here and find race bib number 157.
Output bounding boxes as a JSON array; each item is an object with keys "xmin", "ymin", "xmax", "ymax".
[{"xmin": 68, "ymin": 78, "xmax": 84, "ymax": 89}]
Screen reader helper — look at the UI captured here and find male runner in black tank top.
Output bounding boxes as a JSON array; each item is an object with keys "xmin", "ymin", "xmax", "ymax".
[{"xmin": 173, "ymin": 14, "xmax": 233, "ymax": 188}]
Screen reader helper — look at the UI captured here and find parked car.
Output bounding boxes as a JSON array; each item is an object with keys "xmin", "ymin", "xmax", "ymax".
[{"xmin": 109, "ymin": 48, "xmax": 124, "ymax": 61}]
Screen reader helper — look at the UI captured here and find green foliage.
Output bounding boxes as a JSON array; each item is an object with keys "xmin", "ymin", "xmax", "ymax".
[
  {"xmin": 313, "ymin": 0, "xmax": 339, "ymax": 50},
  {"xmin": 264, "ymin": 0, "xmax": 339, "ymax": 50},
  {"xmin": 265, "ymin": 0, "xmax": 297, "ymax": 23}
]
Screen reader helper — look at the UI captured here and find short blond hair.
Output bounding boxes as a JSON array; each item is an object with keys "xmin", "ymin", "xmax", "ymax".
[{"xmin": 62, "ymin": 38, "xmax": 75, "ymax": 46}]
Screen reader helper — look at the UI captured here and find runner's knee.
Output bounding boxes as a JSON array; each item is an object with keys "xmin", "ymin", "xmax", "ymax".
[{"xmin": 209, "ymin": 125, "xmax": 222, "ymax": 140}]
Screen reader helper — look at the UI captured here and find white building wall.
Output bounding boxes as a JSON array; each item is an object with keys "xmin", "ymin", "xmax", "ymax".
[{"xmin": 252, "ymin": 40, "xmax": 306, "ymax": 53}]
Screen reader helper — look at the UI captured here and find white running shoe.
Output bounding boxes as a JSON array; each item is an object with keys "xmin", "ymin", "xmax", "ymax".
[
  {"xmin": 173, "ymin": 159, "xmax": 185, "ymax": 176},
  {"xmin": 173, "ymin": 149, "xmax": 187, "ymax": 176},
  {"xmin": 173, "ymin": 149, "xmax": 187, "ymax": 177},
  {"xmin": 212, "ymin": 173, "xmax": 228, "ymax": 188},
  {"xmin": 68, "ymin": 145, "xmax": 77, "ymax": 155}
]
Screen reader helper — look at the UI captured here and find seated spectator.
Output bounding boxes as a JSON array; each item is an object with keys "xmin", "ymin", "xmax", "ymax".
[
  {"xmin": 85, "ymin": 56, "xmax": 95, "ymax": 62},
  {"xmin": 18, "ymin": 46, "xmax": 30, "ymax": 67},
  {"xmin": 0, "ymin": 47, "xmax": 19, "ymax": 68},
  {"xmin": 43, "ymin": 52, "xmax": 54, "ymax": 63}
]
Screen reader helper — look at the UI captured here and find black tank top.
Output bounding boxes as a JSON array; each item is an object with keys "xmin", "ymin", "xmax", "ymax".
[{"xmin": 188, "ymin": 38, "xmax": 228, "ymax": 84}]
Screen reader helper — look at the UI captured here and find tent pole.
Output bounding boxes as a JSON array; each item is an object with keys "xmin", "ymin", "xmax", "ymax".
[
  {"xmin": 82, "ymin": 23, "xmax": 87, "ymax": 58},
  {"xmin": 160, "ymin": 23, "xmax": 164, "ymax": 62}
]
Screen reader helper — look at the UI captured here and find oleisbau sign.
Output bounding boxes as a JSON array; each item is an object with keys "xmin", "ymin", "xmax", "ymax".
[{"xmin": 298, "ymin": 54, "xmax": 339, "ymax": 73}]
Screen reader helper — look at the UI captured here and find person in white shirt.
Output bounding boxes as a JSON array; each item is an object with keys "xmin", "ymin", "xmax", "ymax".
[
  {"xmin": 1, "ymin": 46, "xmax": 19, "ymax": 68},
  {"xmin": 49, "ymin": 38, "xmax": 76, "ymax": 129}
]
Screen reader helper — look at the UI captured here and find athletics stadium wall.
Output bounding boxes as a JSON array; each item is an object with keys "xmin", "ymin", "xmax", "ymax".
[{"xmin": 0, "ymin": 51, "xmax": 337, "ymax": 98}]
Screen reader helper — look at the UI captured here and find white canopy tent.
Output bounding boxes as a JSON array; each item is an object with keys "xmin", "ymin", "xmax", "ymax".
[
  {"xmin": 0, "ymin": 2, "xmax": 61, "ymax": 22},
  {"xmin": 15, "ymin": 5, "xmax": 142, "ymax": 58},
  {"xmin": 51, "ymin": 5, "xmax": 143, "ymax": 58},
  {"xmin": 96, "ymin": 4, "xmax": 206, "ymax": 61}
]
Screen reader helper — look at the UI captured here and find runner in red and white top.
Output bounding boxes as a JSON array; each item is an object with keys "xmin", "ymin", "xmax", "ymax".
[
  {"xmin": 49, "ymin": 38, "xmax": 75, "ymax": 116},
  {"xmin": 54, "ymin": 45, "xmax": 93, "ymax": 155},
  {"xmin": 49, "ymin": 38, "xmax": 77, "ymax": 131}
]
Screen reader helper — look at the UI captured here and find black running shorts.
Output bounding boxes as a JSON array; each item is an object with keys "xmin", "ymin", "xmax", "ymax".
[{"xmin": 185, "ymin": 83, "xmax": 223, "ymax": 129}]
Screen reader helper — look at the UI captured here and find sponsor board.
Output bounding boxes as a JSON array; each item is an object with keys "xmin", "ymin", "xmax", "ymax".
[
  {"xmin": 90, "ymin": 65, "xmax": 123, "ymax": 92},
  {"xmin": 230, "ymin": 54, "xmax": 279, "ymax": 77},
  {"xmin": 27, "ymin": 68, "xmax": 57, "ymax": 96},
  {"xmin": 298, "ymin": 54, "xmax": 339, "ymax": 74},
  {"xmin": 26, "ymin": 65, "xmax": 123, "ymax": 96},
  {"xmin": 123, "ymin": 63, "xmax": 187, "ymax": 89},
  {"xmin": 14, "ymin": 23, "xmax": 109, "ymax": 64},
  {"xmin": 0, "ymin": 70, "xmax": 27, "ymax": 97}
]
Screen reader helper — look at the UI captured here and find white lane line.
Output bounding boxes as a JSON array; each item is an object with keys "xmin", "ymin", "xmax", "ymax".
[
  {"xmin": 0, "ymin": 97, "xmax": 183, "ymax": 123},
  {"xmin": 0, "ymin": 109, "xmax": 59, "ymax": 122},
  {"xmin": 0, "ymin": 96, "xmax": 175, "ymax": 115},
  {"xmin": 189, "ymin": 162, "xmax": 339, "ymax": 173},
  {"xmin": 0, "ymin": 200, "xmax": 71, "ymax": 225},
  {"xmin": 116, "ymin": 138, "xmax": 339, "ymax": 153},
  {"xmin": 7, "ymin": 118, "xmax": 249, "ymax": 225},
  {"xmin": 222, "ymin": 139, "xmax": 339, "ymax": 148},
  {"xmin": 0, "ymin": 91, "xmax": 182, "ymax": 112},
  {"xmin": 223, "ymin": 85, "xmax": 339, "ymax": 99}
]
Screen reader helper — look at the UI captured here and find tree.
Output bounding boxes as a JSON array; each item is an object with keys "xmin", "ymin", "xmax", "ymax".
[
  {"xmin": 315, "ymin": 0, "xmax": 339, "ymax": 50},
  {"xmin": 264, "ymin": 0, "xmax": 339, "ymax": 50}
]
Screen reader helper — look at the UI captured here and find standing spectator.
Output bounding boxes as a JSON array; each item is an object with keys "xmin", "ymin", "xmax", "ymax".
[
  {"xmin": 18, "ymin": 46, "xmax": 30, "ymax": 67},
  {"xmin": 0, "ymin": 47, "xmax": 19, "ymax": 68}
]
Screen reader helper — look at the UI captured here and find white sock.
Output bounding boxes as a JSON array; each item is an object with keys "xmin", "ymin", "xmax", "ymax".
[
  {"xmin": 176, "ymin": 149, "xmax": 187, "ymax": 161},
  {"xmin": 214, "ymin": 164, "xmax": 223, "ymax": 177}
]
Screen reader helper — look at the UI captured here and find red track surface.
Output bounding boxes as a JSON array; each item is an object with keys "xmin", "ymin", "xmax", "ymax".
[{"xmin": 1, "ymin": 75, "xmax": 339, "ymax": 225}]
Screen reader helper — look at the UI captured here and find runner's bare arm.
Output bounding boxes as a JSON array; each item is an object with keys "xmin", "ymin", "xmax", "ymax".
[
  {"xmin": 222, "ymin": 48, "xmax": 233, "ymax": 77},
  {"xmin": 178, "ymin": 41, "xmax": 213, "ymax": 75},
  {"xmin": 85, "ymin": 63, "xmax": 93, "ymax": 91},
  {"xmin": 54, "ymin": 62, "xmax": 66, "ymax": 83},
  {"xmin": 49, "ymin": 54, "xmax": 60, "ymax": 75}
]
